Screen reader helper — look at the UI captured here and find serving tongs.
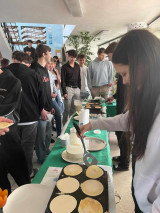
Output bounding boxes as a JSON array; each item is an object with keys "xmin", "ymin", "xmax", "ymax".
[{"xmin": 73, "ymin": 122, "xmax": 98, "ymax": 167}]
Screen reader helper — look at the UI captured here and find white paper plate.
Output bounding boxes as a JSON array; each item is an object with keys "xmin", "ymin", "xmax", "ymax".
[
  {"xmin": 85, "ymin": 137, "xmax": 107, "ymax": 151},
  {"xmin": 61, "ymin": 150, "xmax": 83, "ymax": 164},
  {"xmin": 94, "ymin": 130, "xmax": 101, "ymax": 134}
]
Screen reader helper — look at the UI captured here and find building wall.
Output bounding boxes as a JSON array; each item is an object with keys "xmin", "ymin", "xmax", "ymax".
[
  {"xmin": 8, "ymin": 23, "xmax": 74, "ymax": 57},
  {"xmin": 0, "ymin": 26, "xmax": 12, "ymax": 61},
  {"xmin": 13, "ymin": 23, "xmax": 64, "ymax": 56}
]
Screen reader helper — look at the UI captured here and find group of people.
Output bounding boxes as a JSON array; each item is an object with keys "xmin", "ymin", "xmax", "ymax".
[
  {"xmin": 0, "ymin": 43, "xmax": 66, "ymax": 194},
  {"xmin": 62, "ymin": 48, "xmax": 114, "ymax": 124},
  {"xmin": 0, "ymin": 39, "xmax": 116, "ymax": 194},
  {"xmin": 0, "ymin": 29, "xmax": 160, "ymax": 213}
]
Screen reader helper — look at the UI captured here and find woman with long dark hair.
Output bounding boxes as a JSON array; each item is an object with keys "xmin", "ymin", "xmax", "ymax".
[{"xmin": 79, "ymin": 29, "xmax": 160, "ymax": 212}]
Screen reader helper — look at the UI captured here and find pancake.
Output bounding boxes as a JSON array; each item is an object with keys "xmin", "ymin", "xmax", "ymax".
[
  {"xmin": 78, "ymin": 197, "xmax": 103, "ymax": 213},
  {"xmin": 85, "ymin": 106, "xmax": 91, "ymax": 109},
  {"xmin": 86, "ymin": 165, "xmax": 104, "ymax": 179},
  {"xmin": 56, "ymin": 177, "xmax": 79, "ymax": 193},
  {"xmin": 50, "ymin": 195, "xmax": 77, "ymax": 213},
  {"xmin": 0, "ymin": 122, "xmax": 13, "ymax": 129},
  {"xmin": 95, "ymin": 106, "xmax": 101, "ymax": 109},
  {"xmin": 64, "ymin": 164, "xmax": 82, "ymax": 176},
  {"xmin": 81, "ymin": 179, "xmax": 104, "ymax": 196}
]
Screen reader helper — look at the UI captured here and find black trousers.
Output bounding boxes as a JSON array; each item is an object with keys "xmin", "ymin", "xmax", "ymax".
[
  {"xmin": 115, "ymin": 131, "xmax": 130, "ymax": 165},
  {"xmin": 0, "ymin": 124, "xmax": 30, "ymax": 194},
  {"xmin": 18, "ymin": 123, "xmax": 38, "ymax": 175}
]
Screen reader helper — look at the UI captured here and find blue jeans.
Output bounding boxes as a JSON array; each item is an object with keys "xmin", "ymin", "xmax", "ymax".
[
  {"xmin": 52, "ymin": 99, "xmax": 62, "ymax": 137},
  {"xmin": 35, "ymin": 120, "xmax": 52, "ymax": 163}
]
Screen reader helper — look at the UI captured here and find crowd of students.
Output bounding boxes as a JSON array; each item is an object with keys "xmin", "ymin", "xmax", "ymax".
[
  {"xmin": 0, "ymin": 40, "xmax": 116, "ymax": 194},
  {"xmin": 0, "ymin": 29, "xmax": 160, "ymax": 212}
]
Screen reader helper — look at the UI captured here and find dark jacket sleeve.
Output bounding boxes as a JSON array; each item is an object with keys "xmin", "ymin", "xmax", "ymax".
[
  {"xmin": 11, "ymin": 80, "xmax": 22, "ymax": 123},
  {"xmin": 0, "ymin": 78, "xmax": 22, "ymax": 123},
  {"xmin": 61, "ymin": 65, "xmax": 67, "ymax": 95},
  {"xmin": 35, "ymin": 72, "xmax": 45, "ymax": 114}
]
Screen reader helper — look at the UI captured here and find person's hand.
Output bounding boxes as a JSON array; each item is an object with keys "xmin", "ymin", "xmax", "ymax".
[
  {"xmin": 41, "ymin": 109, "xmax": 50, "ymax": 120},
  {"xmin": 78, "ymin": 122, "xmax": 92, "ymax": 137},
  {"xmin": 108, "ymin": 83, "xmax": 113, "ymax": 87},
  {"xmin": 112, "ymin": 79, "xmax": 117, "ymax": 86},
  {"xmin": 51, "ymin": 108, "xmax": 55, "ymax": 114},
  {"xmin": 0, "ymin": 117, "xmax": 13, "ymax": 136},
  {"xmin": 55, "ymin": 69, "xmax": 61, "ymax": 83},
  {"xmin": 51, "ymin": 93, "xmax": 57, "ymax": 98},
  {"xmin": 107, "ymin": 97, "xmax": 114, "ymax": 103},
  {"xmin": 57, "ymin": 72, "xmax": 61, "ymax": 82},
  {"xmin": 57, "ymin": 75, "xmax": 61, "ymax": 82},
  {"xmin": 64, "ymin": 94, "xmax": 68, "ymax": 100}
]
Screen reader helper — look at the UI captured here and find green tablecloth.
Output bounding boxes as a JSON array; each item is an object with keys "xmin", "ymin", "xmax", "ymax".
[
  {"xmin": 83, "ymin": 99, "xmax": 116, "ymax": 117},
  {"xmin": 106, "ymin": 102, "xmax": 117, "ymax": 117},
  {"xmin": 32, "ymin": 116, "xmax": 112, "ymax": 184}
]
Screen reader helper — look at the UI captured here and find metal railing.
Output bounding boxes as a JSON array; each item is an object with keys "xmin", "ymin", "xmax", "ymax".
[{"xmin": 1, "ymin": 22, "xmax": 22, "ymax": 52}]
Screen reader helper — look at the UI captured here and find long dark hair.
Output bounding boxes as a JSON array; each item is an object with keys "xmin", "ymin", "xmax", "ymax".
[{"xmin": 112, "ymin": 29, "xmax": 160, "ymax": 159}]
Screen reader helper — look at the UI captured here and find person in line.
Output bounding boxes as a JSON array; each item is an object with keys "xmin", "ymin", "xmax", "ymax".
[
  {"xmin": 46, "ymin": 59, "xmax": 62, "ymax": 137},
  {"xmin": 36, "ymin": 39, "xmax": 42, "ymax": 47},
  {"xmin": 61, "ymin": 49, "xmax": 81, "ymax": 125},
  {"xmin": 79, "ymin": 29, "xmax": 160, "ymax": 213},
  {"xmin": 77, "ymin": 54, "xmax": 90, "ymax": 100},
  {"xmin": 8, "ymin": 52, "xmax": 44, "ymax": 178},
  {"xmin": 24, "ymin": 40, "xmax": 36, "ymax": 60},
  {"xmin": 1, "ymin": 58, "xmax": 10, "ymax": 68},
  {"xmin": 106, "ymin": 42, "xmax": 130, "ymax": 171},
  {"xmin": 51, "ymin": 58, "xmax": 64, "ymax": 115},
  {"xmin": 25, "ymin": 49, "xmax": 32, "ymax": 57},
  {"xmin": 11, "ymin": 51, "xmax": 20, "ymax": 63},
  {"xmin": 0, "ymin": 67, "xmax": 30, "ymax": 194},
  {"xmin": 87, "ymin": 48, "xmax": 113, "ymax": 99},
  {"xmin": 31, "ymin": 44, "xmax": 54, "ymax": 164},
  {"xmin": 34, "ymin": 40, "xmax": 42, "ymax": 62},
  {"xmin": 53, "ymin": 55, "xmax": 62, "ymax": 76},
  {"xmin": 11, "ymin": 51, "xmax": 33, "ymax": 67}
]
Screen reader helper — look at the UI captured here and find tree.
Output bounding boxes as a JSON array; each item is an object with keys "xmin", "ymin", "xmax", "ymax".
[{"xmin": 65, "ymin": 32, "xmax": 100, "ymax": 65}]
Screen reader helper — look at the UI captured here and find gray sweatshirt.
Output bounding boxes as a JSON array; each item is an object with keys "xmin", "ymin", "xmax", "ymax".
[{"xmin": 87, "ymin": 58, "xmax": 113, "ymax": 89}]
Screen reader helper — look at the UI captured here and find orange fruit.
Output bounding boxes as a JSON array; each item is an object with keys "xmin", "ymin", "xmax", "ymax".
[
  {"xmin": 0, "ymin": 196, "xmax": 3, "ymax": 208},
  {"xmin": 2, "ymin": 189, "xmax": 8, "ymax": 198},
  {"xmin": 2, "ymin": 195, "xmax": 7, "ymax": 207},
  {"xmin": 0, "ymin": 189, "xmax": 8, "ymax": 208}
]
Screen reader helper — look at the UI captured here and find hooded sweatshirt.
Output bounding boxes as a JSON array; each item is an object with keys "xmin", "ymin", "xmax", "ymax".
[
  {"xmin": 87, "ymin": 58, "xmax": 113, "ymax": 89},
  {"xmin": 8, "ymin": 63, "xmax": 44, "ymax": 122},
  {"xmin": 0, "ymin": 68, "xmax": 22, "ymax": 121},
  {"xmin": 31, "ymin": 61, "xmax": 52, "ymax": 112}
]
